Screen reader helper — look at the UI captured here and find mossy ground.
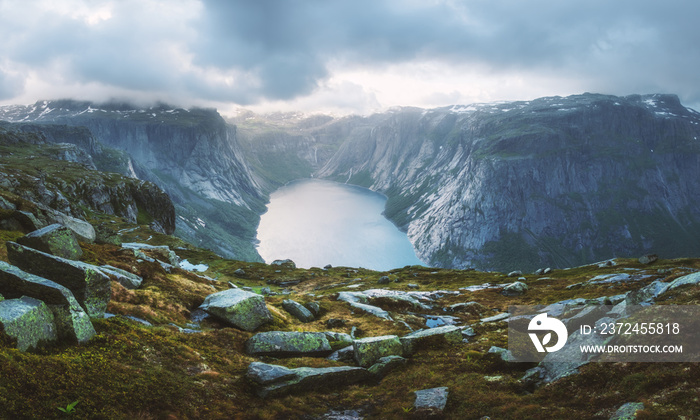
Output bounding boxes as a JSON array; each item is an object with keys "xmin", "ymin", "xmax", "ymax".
[{"xmin": 1, "ymin": 217, "xmax": 699, "ymax": 418}]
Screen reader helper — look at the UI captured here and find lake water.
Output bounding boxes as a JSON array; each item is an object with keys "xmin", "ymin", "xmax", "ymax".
[{"xmin": 256, "ymin": 179, "xmax": 425, "ymax": 271}]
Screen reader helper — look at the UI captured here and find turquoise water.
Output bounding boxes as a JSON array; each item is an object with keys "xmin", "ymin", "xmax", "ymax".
[{"xmin": 256, "ymin": 179, "xmax": 424, "ymax": 271}]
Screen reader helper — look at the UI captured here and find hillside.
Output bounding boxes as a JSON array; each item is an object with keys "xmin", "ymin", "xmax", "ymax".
[{"xmin": 0, "ymin": 122, "xmax": 698, "ymax": 418}]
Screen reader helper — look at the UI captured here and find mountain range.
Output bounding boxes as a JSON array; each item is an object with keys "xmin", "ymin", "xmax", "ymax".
[{"xmin": 2, "ymin": 93, "xmax": 700, "ymax": 272}]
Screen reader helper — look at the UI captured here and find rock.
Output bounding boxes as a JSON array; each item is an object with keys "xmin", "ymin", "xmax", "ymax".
[
  {"xmin": 94, "ymin": 224, "xmax": 121, "ymax": 246},
  {"xmin": 323, "ymin": 331, "xmax": 354, "ymax": 350},
  {"xmin": 353, "ymin": 335, "xmax": 404, "ymax": 367},
  {"xmin": 323, "ymin": 264, "xmax": 333, "ymax": 270},
  {"xmin": 337, "ymin": 292, "xmax": 393, "ymax": 320},
  {"xmin": 407, "ymin": 283, "xmax": 419, "ymax": 289},
  {"xmin": 6, "ymin": 241, "xmax": 111, "ymax": 317},
  {"xmin": 461, "ymin": 326, "xmax": 476, "ymax": 338},
  {"xmin": 507, "ymin": 270, "xmax": 522, "ymax": 277},
  {"xmin": 413, "ymin": 387, "xmax": 449, "ymax": 418},
  {"xmin": 400, "ymin": 325, "xmax": 462, "ymax": 355},
  {"xmin": 271, "ymin": 259, "xmax": 296, "ymax": 269},
  {"xmin": 99, "ymin": 265, "xmax": 143, "ymax": 289},
  {"xmin": 122, "ymin": 243, "xmax": 180, "ymax": 266},
  {"xmin": 326, "ymin": 318, "xmax": 347, "ymax": 328},
  {"xmin": 377, "ymin": 276, "xmax": 391, "ymax": 284},
  {"xmin": 0, "ymin": 296, "xmax": 58, "ymax": 351},
  {"xmin": 255, "ymin": 365, "xmax": 371, "ymax": 398},
  {"xmin": 610, "ymin": 402, "xmax": 644, "ymax": 420},
  {"xmin": 487, "ymin": 346, "xmax": 514, "ymax": 362},
  {"xmin": 305, "ymin": 301, "xmax": 321, "ymax": 317},
  {"xmin": 282, "ymin": 299, "xmax": 315, "ymax": 323},
  {"xmin": 543, "ymin": 267, "xmax": 553, "ymax": 274},
  {"xmin": 0, "ymin": 196, "xmax": 16, "ymax": 210},
  {"xmin": 246, "ymin": 362, "xmax": 296, "ymax": 385},
  {"xmin": 0, "ymin": 261, "xmax": 95, "ymax": 343},
  {"xmin": 233, "ymin": 268, "xmax": 246, "ymax": 277},
  {"xmin": 480, "ymin": 313, "xmax": 509, "ymax": 323},
  {"xmin": 1, "ymin": 210, "xmax": 43, "ymax": 233},
  {"xmin": 327, "ymin": 345, "xmax": 355, "ymax": 363},
  {"xmin": 501, "ymin": 281, "xmax": 528, "ymax": 297},
  {"xmin": 48, "ymin": 212, "xmax": 95, "ymax": 243},
  {"xmin": 534, "ymin": 268, "xmax": 544, "ymax": 275},
  {"xmin": 448, "ymin": 301, "xmax": 487, "ymax": 315},
  {"xmin": 367, "ymin": 355, "xmax": 407, "ymax": 378},
  {"xmin": 16, "ymin": 224, "xmax": 83, "ymax": 260},
  {"xmin": 666, "ymin": 271, "xmax": 700, "ymax": 290},
  {"xmin": 199, "ymin": 289, "xmax": 272, "ymax": 331},
  {"xmin": 638, "ymin": 254, "xmax": 658, "ymax": 265},
  {"xmin": 245, "ymin": 331, "xmax": 332, "ymax": 357}
]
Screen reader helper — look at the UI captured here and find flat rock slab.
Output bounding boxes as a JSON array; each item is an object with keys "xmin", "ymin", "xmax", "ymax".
[
  {"xmin": 246, "ymin": 362, "xmax": 297, "ymax": 385},
  {"xmin": 610, "ymin": 402, "xmax": 644, "ymax": 420},
  {"xmin": 122, "ymin": 243, "xmax": 180, "ymax": 266},
  {"xmin": 368, "ymin": 355, "xmax": 407, "ymax": 378},
  {"xmin": 400, "ymin": 325, "xmax": 462, "ymax": 355},
  {"xmin": 17, "ymin": 224, "xmax": 83, "ymax": 260},
  {"xmin": 0, "ymin": 296, "xmax": 57, "ymax": 351},
  {"xmin": 99, "ymin": 265, "xmax": 143, "ymax": 289},
  {"xmin": 199, "ymin": 288, "xmax": 272, "ymax": 331},
  {"xmin": 245, "ymin": 331, "xmax": 332, "ymax": 357},
  {"xmin": 353, "ymin": 335, "xmax": 404, "ymax": 367},
  {"xmin": 7, "ymin": 241, "xmax": 110, "ymax": 317},
  {"xmin": 0, "ymin": 261, "xmax": 95, "ymax": 343},
  {"xmin": 414, "ymin": 387, "xmax": 449, "ymax": 418},
  {"xmin": 254, "ymin": 365, "xmax": 371, "ymax": 398}
]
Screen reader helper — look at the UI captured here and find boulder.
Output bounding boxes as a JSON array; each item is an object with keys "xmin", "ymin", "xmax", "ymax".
[
  {"xmin": 48, "ymin": 212, "xmax": 95, "ymax": 243},
  {"xmin": 7, "ymin": 241, "xmax": 110, "ymax": 317},
  {"xmin": 368, "ymin": 355, "xmax": 407, "ymax": 378},
  {"xmin": 0, "ymin": 261, "xmax": 95, "ymax": 343},
  {"xmin": 327, "ymin": 345, "xmax": 355, "ymax": 363},
  {"xmin": 326, "ymin": 318, "xmax": 347, "ymax": 328},
  {"xmin": 353, "ymin": 335, "xmax": 404, "ymax": 367},
  {"xmin": 638, "ymin": 254, "xmax": 658, "ymax": 265},
  {"xmin": 501, "ymin": 281, "xmax": 528, "ymax": 296},
  {"xmin": 377, "ymin": 276, "xmax": 391, "ymax": 284},
  {"xmin": 448, "ymin": 301, "xmax": 487, "ymax": 315},
  {"xmin": 507, "ymin": 270, "xmax": 522, "ymax": 277},
  {"xmin": 17, "ymin": 224, "xmax": 83, "ymax": 260},
  {"xmin": 199, "ymin": 289, "xmax": 272, "ymax": 331},
  {"xmin": 99, "ymin": 265, "xmax": 143, "ymax": 289},
  {"xmin": 400, "ymin": 325, "xmax": 462, "ymax": 355},
  {"xmin": 323, "ymin": 331, "xmax": 354, "ymax": 350},
  {"xmin": 0, "ymin": 296, "xmax": 58, "ymax": 351},
  {"xmin": 233, "ymin": 268, "xmax": 246, "ymax": 277},
  {"xmin": 610, "ymin": 402, "xmax": 644, "ymax": 420},
  {"xmin": 305, "ymin": 301, "xmax": 321, "ymax": 317},
  {"xmin": 252, "ymin": 364, "xmax": 371, "ymax": 398},
  {"xmin": 0, "ymin": 210, "xmax": 43, "ymax": 233},
  {"xmin": 282, "ymin": 299, "xmax": 314, "ymax": 323},
  {"xmin": 122, "ymin": 243, "xmax": 180, "ymax": 266},
  {"xmin": 245, "ymin": 331, "xmax": 332, "ymax": 357},
  {"xmin": 246, "ymin": 362, "xmax": 296, "ymax": 385},
  {"xmin": 414, "ymin": 387, "xmax": 449, "ymax": 418},
  {"xmin": 271, "ymin": 259, "xmax": 296, "ymax": 269}
]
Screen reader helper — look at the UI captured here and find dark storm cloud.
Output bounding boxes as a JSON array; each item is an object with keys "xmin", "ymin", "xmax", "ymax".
[{"xmin": 1, "ymin": 0, "xmax": 700, "ymax": 109}]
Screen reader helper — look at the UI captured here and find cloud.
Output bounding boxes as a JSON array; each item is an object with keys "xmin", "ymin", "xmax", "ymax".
[{"xmin": 0, "ymin": 0, "xmax": 700, "ymax": 112}]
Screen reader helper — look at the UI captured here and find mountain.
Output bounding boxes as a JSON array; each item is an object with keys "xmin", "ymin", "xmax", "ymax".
[{"xmin": 4, "ymin": 93, "xmax": 700, "ymax": 271}]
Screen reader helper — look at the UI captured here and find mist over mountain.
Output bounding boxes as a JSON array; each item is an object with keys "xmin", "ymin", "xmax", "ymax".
[{"xmin": 3, "ymin": 93, "xmax": 700, "ymax": 271}]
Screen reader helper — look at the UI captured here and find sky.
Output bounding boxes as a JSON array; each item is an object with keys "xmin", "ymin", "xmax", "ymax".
[{"xmin": 1, "ymin": 0, "xmax": 699, "ymax": 116}]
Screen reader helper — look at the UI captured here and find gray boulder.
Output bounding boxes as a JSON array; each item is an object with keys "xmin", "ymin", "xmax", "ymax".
[
  {"xmin": 414, "ymin": 387, "xmax": 449, "ymax": 418},
  {"xmin": 7, "ymin": 241, "xmax": 110, "ymax": 317},
  {"xmin": 327, "ymin": 345, "xmax": 355, "ymax": 363},
  {"xmin": 501, "ymin": 281, "xmax": 528, "ymax": 296},
  {"xmin": 400, "ymin": 325, "xmax": 462, "ymax": 355},
  {"xmin": 282, "ymin": 299, "xmax": 314, "ymax": 323},
  {"xmin": 122, "ymin": 243, "xmax": 180, "ymax": 266},
  {"xmin": 199, "ymin": 289, "xmax": 272, "ymax": 331},
  {"xmin": 610, "ymin": 402, "xmax": 644, "ymax": 420},
  {"xmin": 47, "ymin": 211, "xmax": 95, "ymax": 243},
  {"xmin": 638, "ymin": 254, "xmax": 658, "ymax": 265},
  {"xmin": 271, "ymin": 259, "xmax": 296, "ymax": 269},
  {"xmin": 17, "ymin": 224, "xmax": 83, "ymax": 260},
  {"xmin": 99, "ymin": 265, "xmax": 143, "ymax": 289},
  {"xmin": 507, "ymin": 270, "xmax": 523, "ymax": 277},
  {"xmin": 251, "ymin": 364, "xmax": 371, "ymax": 398},
  {"xmin": 323, "ymin": 331, "xmax": 354, "ymax": 350},
  {"xmin": 245, "ymin": 331, "xmax": 332, "ymax": 357},
  {"xmin": 246, "ymin": 361, "xmax": 296, "ymax": 385},
  {"xmin": 377, "ymin": 276, "xmax": 391, "ymax": 284},
  {"xmin": 305, "ymin": 301, "xmax": 321, "ymax": 317},
  {"xmin": 353, "ymin": 335, "xmax": 404, "ymax": 367},
  {"xmin": 368, "ymin": 355, "xmax": 407, "ymax": 378},
  {"xmin": 0, "ymin": 261, "xmax": 95, "ymax": 343},
  {"xmin": 0, "ymin": 296, "xmax": 58, "ymax": 351}
]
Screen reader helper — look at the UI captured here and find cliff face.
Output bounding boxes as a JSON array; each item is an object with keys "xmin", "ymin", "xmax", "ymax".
[
  {"xmin": 0, "ymin": 101, "xmax": 265, "ymax": 260},
  {"xmin": 312, "ymin": 94, "xmax": 700, "ymax": 271}
]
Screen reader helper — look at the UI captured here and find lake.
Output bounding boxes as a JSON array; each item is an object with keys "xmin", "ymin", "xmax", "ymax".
[{"xmin": 256, "ymin": 178, "xmax": 425, "ymax": 271}]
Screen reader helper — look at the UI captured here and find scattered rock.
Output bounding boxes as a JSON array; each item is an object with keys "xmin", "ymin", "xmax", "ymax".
[
  {"xmin": 353, "ymin": 335, "xmax": 404, "ymax": 367},
  {"xmin": 407, "ymin": 284, "xmax": 419, "ymax": 289},
  {"xmin": 0, "ymin": 261, "xmax": 95, "ymax": 343},
  {"xmin": 480, "ymin": 313, "xmax": 509, "ymax": 323},
  {"xmin": 337, "ymin": 292, "xmax": 393, "ymax": 320},
  {"xmin": 413, "ymin": 387, "xmax": 448, "ymax": 418},
  {"xmin": 48, "ymin": 211, "xmax": 95, "ymax": 243},
  {"xmin": 271, "ymin": 259, "xmax": 296, "ymax": 269},
  {"xmin": 245, "ymin": 331, "xmax": 332, "ymax": 357},
  {"xmin": 448, "ymin": 301, "xmax": 487, "ymax": 315},
  {"xmin": 254, "ymin": 365, "xmax": 371, "ymax": 398},
  {"xmin": 282, "ymin": 299, "xmax": 315, "ymax": 323},
  {"xmin": 610, "ymin": 402, "xmax": 644, "ymax": 420},
  {"xmin": 7, "ymin": 241, "xmax": 111, "ymax": 317},
  {"xmin": 323, "ymin": 331, "xmax": 354, "ymax": 350},
  {"xmin": 543, "ymin": 267, "xmax": 553, "ymax": 274},
  {"xmin": 400, "ymin": 325, "xmax": 462, "ymax": 355},
  {"xmin": 534, "ymin": 268, "xmax": 544, "ymax": 275},
  {"xmin": 487, "ymin": 346, "xmax": 514, "ymax": 362},
  {"xmin": 501, "ymin": 281, "xmax": 528, "ymax": 296},
  {"xmin": 233, "ymin": 268, "xmax": 246, "ymax": 277},
  {"xmin": 638, "ymin": 254, "xmax": 658, "ymax": 265},
  {"xmin": 199, "ymin": 289, "xmax": 272, "ymax": 331},
  {"xmin": 324, "ymin": 264, "xmax": 333, "ymax": 270},
  {"xmin": 246, "ymin": 361, "xmax": 297, "ymax": 385},
  {"xmin": 377, "ymin": 276, "xmax": 391, "ymax": 284},
  {"xmin": 305, "ymin": 301, "xmax": 321, "ymax": 317},
  {"xmin": 17, "ymin": 224, "xmax": 83, "ymax": 260},
  {"xmin": 507, "ymin": 270, "xmax": 522, "ymax": 277},
  {"xmin": 0, "ymin": 296, "xmax": 58, "ymax": 351},
  {"xmin": 327, "ymin": 345, "xmax": 355, "ymax": 363},
  {"xmin": 122, "ymin": 243, "xmax": 180, "ymax": 266},
  {"xmin": 99, "ymin": 265, "xmax": 143, "ymax": 289},
  {"xmin": 326, "ymin": 318, "xmax": 347, "ymax": 328},
  {"xmin": 368, "ymin": 355, "xmax": 407, "ymax": 378}
]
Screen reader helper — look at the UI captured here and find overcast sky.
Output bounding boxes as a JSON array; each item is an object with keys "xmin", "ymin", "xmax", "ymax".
[{"xmin": 1, "ymin": 0, "xmax": 699, "ymax": 115}]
